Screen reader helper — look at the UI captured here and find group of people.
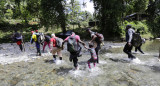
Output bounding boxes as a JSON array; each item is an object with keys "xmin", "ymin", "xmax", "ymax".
[
  {"xmin": 13, "ymin": 28, "xmax": 104, "ymax": 70},
  {"xmin": 12, "ymin": 24, "xmax": 145, "ymax": 70}
]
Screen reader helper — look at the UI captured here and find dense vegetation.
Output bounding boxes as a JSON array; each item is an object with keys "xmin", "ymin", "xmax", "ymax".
[{"xmin": 0, "ymin": 0, "xmax": 160, "ymax": 42}]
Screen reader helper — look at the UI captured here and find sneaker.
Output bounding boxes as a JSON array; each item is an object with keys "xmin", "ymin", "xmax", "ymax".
[{"xmin": 75, "ymin": 66, "xmax": 79, "ymax": 70}]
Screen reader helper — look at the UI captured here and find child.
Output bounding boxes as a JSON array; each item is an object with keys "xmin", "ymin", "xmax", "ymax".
[{"xmin": 85, "ymin": 44, "xmax": 97, "ymax": 69}]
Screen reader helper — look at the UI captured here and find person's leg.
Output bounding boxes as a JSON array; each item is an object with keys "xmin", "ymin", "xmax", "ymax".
[
  {"xmin": 19, "ymin": 44, "xmax": 23, "ymax": 51},
  {"xmin": 88, "ymin": 61, "xmax": 91, "ymax": 69},
  {"xmin": 72, "ymin": 53, "xmax": 78, "ymax": 69},
  {"xmin": 95, "ymin": 44, "xmax": 100, "ymax": 63},
  {"xmin": 48, "ymin": 42, "xmax": 51, "ymax": 50},
  {"xmin": 43, "ymin": 41, "xmax": 47, "ymax": 52},
  {"xmin": 57, "ymin": 49, "xmax": 62, "ymax": 60},
  {"xmin": 123, "ymin": 43, "xmax": 135, "ymax": 59},
  {"xmin": 135, "ymin": 47, "xmax": 138, "ymax": 52},
  {"xmin": 138, "ymin": 44, "xmax": 144, "ymax": 54},
  {"xmin": 77, "ymin": 47, "xmax": 82, "ymax": 57},
  {"xmin": 51, "ymin": 47, "xmax": 58, "ymax": 62},
  {"xmin": 36, "ymin": 42, "xmax": 41, "ymax": 56}
]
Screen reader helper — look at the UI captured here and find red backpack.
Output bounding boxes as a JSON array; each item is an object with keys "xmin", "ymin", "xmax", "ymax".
[{"xmin": 95, "ymin": 32, "xmax": 104, "ymax": 43}]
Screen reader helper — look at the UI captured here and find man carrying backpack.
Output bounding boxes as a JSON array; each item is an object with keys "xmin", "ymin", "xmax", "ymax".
[
  {"xmin": 12, "ymin": 30, "xmax": 23, "ymax": 51},
  {"xmin": 62, "ymin": 32, "xmax": 85, "ymax": 70},
  {"xmin": 30, "ymin": 30, "xmax": 41, "ymax": 56},
  {"xmin": 123, "ymin": 25, "xmax": 136, "ymax": 60},
  {"xmin": 86, "ymin": 28, "xmax": 104, "ymax": 63},
  {"xmin": 43, "ymin": 33, "xmax": 51, "ymax": 52},
  {"xmin": 50, "ymin": 33, "xmax": 63, "ymax": 63}
]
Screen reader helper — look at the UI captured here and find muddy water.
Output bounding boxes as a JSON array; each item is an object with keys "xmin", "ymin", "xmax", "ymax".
[{"xmin": 0, "ymin": 40, "xmax": 160, "ymax": 86}]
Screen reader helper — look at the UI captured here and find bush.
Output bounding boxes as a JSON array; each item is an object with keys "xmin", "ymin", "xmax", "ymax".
[{"xmin": 120, "ymin": 20, "xmax": 149, "ymax": 36}]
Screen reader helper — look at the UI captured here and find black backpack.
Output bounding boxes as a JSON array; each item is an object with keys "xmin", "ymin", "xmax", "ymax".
[
  {"xmin": 13, "ymin": 32, "xmax": 22, "ymax": 42},
  {"xmin": 45, "ymin": 35, "xmax": 51, "ymax": 42},
  {"xmin": 132, "ymin": 33, "xmax": 142, "ymax": 47},
  {"xmin": 67, "ymin": 35, "xmax": 79, "ymax": 53}
]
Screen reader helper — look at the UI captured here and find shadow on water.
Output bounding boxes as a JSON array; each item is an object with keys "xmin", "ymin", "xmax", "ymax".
[
  {"xmin": 56, "ymin": 67, "xmax": 73, "ymax": 75},
  {"xmin": 109, "ymin": 58, "xmax": 131, "ymax": 63},
  {"xmin": 149, "ymin": 65, "xmax": 160, "ymax": 73},
  {"xmin": 44, "ymin": 59, "xmax": 54, "ymax": 64}
]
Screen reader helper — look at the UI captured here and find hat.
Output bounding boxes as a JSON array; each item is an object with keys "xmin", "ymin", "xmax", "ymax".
[
  {"xmin": 31, "ymin": 31, "xmax": 34, "ymax": 34},
  {"xmin": 126, "ymin": 25, "xmax": 132, "ymax": 28},
  {"xmin": 35, "ymin": 30, "xmax": 38, "ymax": 32}
]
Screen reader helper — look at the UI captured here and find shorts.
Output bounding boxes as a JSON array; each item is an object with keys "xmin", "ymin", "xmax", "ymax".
[
  {"xmin": 16, "ymin": 41, "xmax": 22, "ymax": 45},
  {"xmin": 51, "ymin": 47, "xmax": 62, "ymax": 57}
]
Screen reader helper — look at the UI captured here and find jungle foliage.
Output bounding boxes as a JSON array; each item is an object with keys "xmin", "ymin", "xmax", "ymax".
[{"xmin": 0, "ymin": 0, "xmax": 160, "ymax": 38}]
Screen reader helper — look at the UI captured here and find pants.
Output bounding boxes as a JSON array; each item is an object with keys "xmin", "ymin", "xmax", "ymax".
[
  {"xmin": 36, "ymin": 42, "xmax": 41, "ymax": 54},
  {"xmin": 95, "ymin": 43, "xmax": 101, "ymax": 63},
  {"xmin": 70, "ymin": 52, "xmax": 79, "ymax": 68},
  {"xmin": 135, "ymin": 44, "xmax": 144, "ymax": 54},
  {"xmin": 123, "ymin": 42, "xmax": 135, "ymax": 58},
  {"xmin": 43, "ymin": 41, "xmax": 51, "ymax": 51},
  {"xmin": 88, "ymin": 58, "xmax": 97, "ymax": 69}
]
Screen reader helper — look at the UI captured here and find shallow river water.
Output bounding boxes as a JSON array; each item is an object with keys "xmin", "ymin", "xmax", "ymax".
[{"xmin": 0, "ymin": 40, "xmax": 160, "ymax": 86}]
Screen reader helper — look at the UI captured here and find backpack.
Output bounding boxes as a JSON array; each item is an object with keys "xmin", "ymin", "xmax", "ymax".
[
  {"xmin": 132, "ymin": 33, "xmax": 142, "ymax": 47},
  {"xmin": 67, "ymin": 35, "xmax": 79, "ymax": 52},
  {"xmin": 35, "ymin": 33, "xmax": 41, "ymax": 43},
  {"xmin": 45, "ymin": 35, "xmax": 51, "ymax": 42},
  {"xmin": 13, "ymin": 32, "xmax": 22, "ymax": 42},
  {"xmin": 55, "ymin": 37, "xmax": 63, "ymax": 48},
  {"xmin": 95, "ymin": 32, "xmax": 104, "ymax": 43}
]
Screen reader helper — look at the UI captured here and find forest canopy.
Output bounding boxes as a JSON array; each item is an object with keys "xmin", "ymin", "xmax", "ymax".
[{"xmin": 0, "ymin": 0, "xmax": 160, "ymax": 40}]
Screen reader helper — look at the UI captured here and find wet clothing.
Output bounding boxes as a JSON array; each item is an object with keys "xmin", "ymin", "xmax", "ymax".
[
  {"xmin": 123, "ymin": 28, "xmax": 135, "ymax": 59},
  {"xmin": 88, "ymin": 48, "xmax": 97, "ymax": 69}
]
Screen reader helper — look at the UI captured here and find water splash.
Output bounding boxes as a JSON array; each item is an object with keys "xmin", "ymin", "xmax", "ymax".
[
  {"xmin": 131, "ymin": 58, "xmax": 145, "ymax": 65},
  {"xmin": 55, "ymin": 60, "xmax": 66, "ymax": 65},
  {"xmin": 88, "ymin": 66, "xmax": 103, "ymax": 77},
  {"xmin": 69, "ymin": 69, "xmax": 85, "ymax": 78}
]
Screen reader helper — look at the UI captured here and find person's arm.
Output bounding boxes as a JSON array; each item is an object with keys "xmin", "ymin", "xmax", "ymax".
[
  {"xmin": 84, "ymin": 45, "xmax": 89, "ymax": 49},
  {"xmin": 89, "ymin": 35, "xmax": 96, "ymax": 44},
  {"xmin": 77, "ymin": 36, "xmax": 85, "ymax": 46},
  {"xmin": 128, "ymin": 29, "xmax": 133, "ymax": 45},
  {"xmin": 62, "ymin": 40, "xmax": 67, "ymax": 50},
  {"xmin": 30, "ymin": 35, "xmax": 34, "ymax": 44}
]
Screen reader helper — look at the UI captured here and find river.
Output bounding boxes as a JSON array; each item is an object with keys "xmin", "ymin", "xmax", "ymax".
[{"xmin": 0, "ymin": 40, "xmax": 160, "ymax": 86}]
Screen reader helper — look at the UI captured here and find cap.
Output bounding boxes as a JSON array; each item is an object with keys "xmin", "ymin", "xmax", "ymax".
[
  {"xmin": 35, "ymin": 30, "xmax": 38, "ymax": 32},
  {"xmin": 31, "ymin": 31, "xmax": 34, "ymax": 34}
]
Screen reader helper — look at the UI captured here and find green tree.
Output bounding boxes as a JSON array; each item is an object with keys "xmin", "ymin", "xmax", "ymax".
[{"xmin": 41, "ymin": 0, "xmax": 66, "ymax": 33}]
